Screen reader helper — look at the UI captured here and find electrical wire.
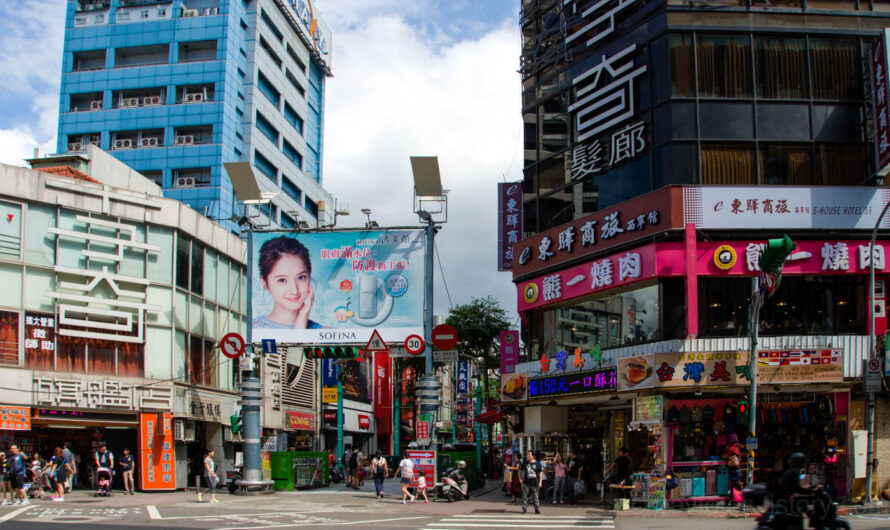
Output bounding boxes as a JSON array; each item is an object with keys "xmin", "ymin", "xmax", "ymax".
[{"xmin": 434, "ymin": 236, "xmax": 454, "ymax": 310}]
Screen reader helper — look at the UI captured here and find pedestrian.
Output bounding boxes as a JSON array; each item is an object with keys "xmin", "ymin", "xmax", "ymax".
[
  {"xmin": 61, "ymin": 443, "xmax": 74, "ymax": 493},
  {"xmin": 198, "ymin": 448, "xmax": 219, "ymax": 503},
  {"xmin": 509, "ymin": 455, "xmax": 522, "ymax": 503},
  {"xmin": 520, "ymin": 450, "xmax": 543, "ymax": 514},
  {"xmin": 348, "ymin": 448, "xmax": 361, "ymax": 490},
  {"xmin": 94, "ymin": 444, "xmax": 114, "ymax": 494},
  {"xmin": 119, "ymin": 448, "xmax": 135, "ymax": 495},
  {"xmin": 414, "ymin": 470, "xmax": 429, "ymax": 504},
  {"xmin": 49, "ymin": 446, "xmax": 68, "ymax": 502},
  {"xmin": 552, "ymin": 453, "xmax": 567, "ymax": 504},
  {"xmin": 8, "ymin": 445, "xmax": 27, "ymax": 505},
  {"xmin": 371, "ymin": 450, "xmax": 388, "ymax": 499},
  {"xmin": 567, "ymin": 450, "xmax": 583, "ymax": 504},
  {"xmin": 0, "ymin": 453, "xmax": 10, "ymax": 505},
  {"xmin": 394, "ymin": 451, "xmax": 415, "ymax": 504},
  {"xmin": 342, "ymin": 446, "xmax": 353, "ymax": 489},
  {"xmin": 502, "ymin": 448, "xmax": 512, "ymax": 495}
]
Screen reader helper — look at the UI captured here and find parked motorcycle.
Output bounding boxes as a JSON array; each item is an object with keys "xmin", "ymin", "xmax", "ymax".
[
  {"xmin": 226, "ymin": 465, "xmax": 242, "ymax": 494},
  {"xmin": 329, "ymin": 465, "xmax": 343, "ymax": 484},
  {"xmin": 441, "ymin": 461, "xmax": 470, "ymax": 502},
  {"xmin": 743, "ymin": 483, "xmax": 849, "ymax": 530}
]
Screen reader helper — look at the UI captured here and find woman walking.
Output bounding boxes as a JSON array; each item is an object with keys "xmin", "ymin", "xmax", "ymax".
[
  {"xmin": 509, "ymin": 454, "xmax": 523, "ymax": 503},
  {"xmin": 371, "ymin": 451, "xmax": 388, "ymax": 499},
  {"xmin": 49, "ymin": 447, "xmax": 69, "ymax": 502},
  {"xmin": 552, "ymin": 453, "xmax": 568, "ymax": 504},
  {"xmin": 394, "ymin": 451, "xmax": 415, "ymax": 504},
  {"xmin": 198, "ymin": 449, "xmax": 219, "ymax": 503},
  {"xmin": 0, "ymin": 453, "xmax": 10, "ymax": 505}
]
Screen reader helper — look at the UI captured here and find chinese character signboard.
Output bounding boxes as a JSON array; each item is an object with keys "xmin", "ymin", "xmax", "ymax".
[
  {"xmin": 528, "ymin": 368, "xmax": 617, "ymax": 399},
  {"xmin": 699, "ymin": 240, "xmax": 889, "ymax": 275},
  {"xmin": 498, "ymin": 183, "xmax": 523, "ymax": 271},
  {"xmin": 139, "ymin": 412, "xmax": 174, "ymax": 491},
  {"xmin": 251, "ymin": 230, "xmax": 425, "ymax": 344},
  {"xmin": 500, "ymin": 330, "xmax": 519, "ymax": 375},
  {"xmin": 873, "ymin": 29, "xmax": 890, "ymax": 171},
  {"xmin": 456, "ymin": 360, "xmax": 469, "ymax": 395},
  {"xmin": 33, "ymin": 375, "xmax": 173, "ymax": 410},
  {"xmin": 512, "ymin": 187, "xmax": 683, "ymax": 278},
  {"xmin": 415, "ymin": 420, "xmax": 430, "ymax": 445},
  {"xmin": 500, "ymin": 372, "xmax": 528, "ymax": 402},
  {"xmin": 688, "ymin": 186, "xmax": 890, "ymax": 230},
  {"xmin": 406, "ymin": 450, "xmax": 436, "ymax": 489},
  {"xmin": 0, "ymin": 406, "xmax": 30, "ymax": 430},
  {"xmin": 618, "ymin": 352, "xmax": 746, "ymax": 391},
  {"xmin": 285, "ymin": 410, "xmax": 314, "ymax": 431},
  {"xmin": 186, "ymin": 393, "xmax": 222, "ymax": 421}
]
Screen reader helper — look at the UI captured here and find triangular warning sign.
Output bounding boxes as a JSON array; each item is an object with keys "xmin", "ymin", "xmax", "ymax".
[{"xmin": 365, "ymin": 329, "xmax": 388, "ymax": 352}]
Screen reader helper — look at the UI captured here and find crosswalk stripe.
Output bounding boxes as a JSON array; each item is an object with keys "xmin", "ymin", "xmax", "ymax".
[
  {"xmin": 426, "ymin": 524, "xmax": 614, "ymax": 529},
  {"xmin": 423, "ymin": 513, "xmax": 615, "ymax": 529},
  {"xmin": 455, "ymin": 514, "xmax": 613, "ymax": 520}
]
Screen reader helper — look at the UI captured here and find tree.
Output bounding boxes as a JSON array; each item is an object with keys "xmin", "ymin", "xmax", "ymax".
[{"xmin": 446, "ymin": 296, "xmax": 511, "ymax": 454}]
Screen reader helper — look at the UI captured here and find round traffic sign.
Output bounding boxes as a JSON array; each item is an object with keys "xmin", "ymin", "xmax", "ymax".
[
  {"xmin": 432, "ymin": 323, "xmax": 458, "ymax": 350},
  {"xmin": 405, "ymin": 334, "xmax": 425, "ymax": 355},
  {"xmin": 869, "ymin": 358, "xmax": 881, "ymax": 372},
  {"xmin": 220, "ymin": 332, "xmax": 246, "ymax": 359}
]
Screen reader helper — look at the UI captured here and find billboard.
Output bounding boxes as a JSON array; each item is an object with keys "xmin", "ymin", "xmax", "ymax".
[{"xmin": 251, "ymin": 230, "xmax": 425, "ymax": 344}]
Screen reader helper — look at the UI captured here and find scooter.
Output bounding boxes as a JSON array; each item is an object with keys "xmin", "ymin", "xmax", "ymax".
[
  {"xmin": 226, "ymin": 465, "xmax": 242, "ymax": 494},
  {"xmin": 329, "ymin": 465, "xmax": 343, "ymax": 484},
  {"xmin": 743, "ymin": 483, "xmax": 850, "ymax": 530},
  {"xmin": 441, "ymin": 467, "xmax": 469, "ymax": 502}
]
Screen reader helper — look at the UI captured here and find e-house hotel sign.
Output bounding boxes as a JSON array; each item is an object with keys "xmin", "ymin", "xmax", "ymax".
[{"xmin": 44, "ymin": 179, "xmax": 162, "ymax": 343}]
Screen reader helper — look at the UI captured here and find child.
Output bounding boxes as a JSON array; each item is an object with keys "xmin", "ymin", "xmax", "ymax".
[{"xmin": 414, "ymin": 470, "xmax": 429, "ymax": 504}]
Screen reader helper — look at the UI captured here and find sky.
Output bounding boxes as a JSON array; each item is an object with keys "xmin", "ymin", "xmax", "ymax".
[{"xmin": 0, "ymin": 0, "xmax": 524, "ymax": 323}]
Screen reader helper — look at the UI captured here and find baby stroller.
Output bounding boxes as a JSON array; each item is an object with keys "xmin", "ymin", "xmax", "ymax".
[
  {"xmin": 94, "ymin": 467, "xmax": 113, "ymax": 496},
  {"xmin": 25, "ymin": 466, "xmax": 50, "ymax": 499}
]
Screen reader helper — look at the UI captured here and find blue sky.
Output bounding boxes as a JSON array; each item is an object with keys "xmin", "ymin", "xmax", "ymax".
[{"xmin": 0, "ymin": 0, "xmax": 524, "ymax": 318}]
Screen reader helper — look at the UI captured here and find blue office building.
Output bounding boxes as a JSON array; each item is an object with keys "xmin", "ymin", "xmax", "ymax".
[{"xmin": 57, "ymin": 0, "xmax": 333, "ymax": 231}]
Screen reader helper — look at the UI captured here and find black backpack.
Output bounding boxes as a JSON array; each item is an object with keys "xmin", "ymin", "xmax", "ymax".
[{"xmin": 349, "ymin": 452, "xmax": 359, "ymax": 468}]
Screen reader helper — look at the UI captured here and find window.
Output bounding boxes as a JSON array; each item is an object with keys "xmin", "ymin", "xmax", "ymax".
[
  {"xmin": 257, "ymin": 71, "xmax": 280, "ymax": 106},
  {"xmin": 699, "ymin": 276, "xmax": 866, "ymax": 337},
  {"xmin": 178, "ymin": 40, "xmax": 217, "ymax": 63},
  {"xmin": 254, "ymin": 150, "xmax": 277, "ymax": 179},
  {"xmin": 0, "ymin": 311, "xmax": 19, "ymax": 366},
  {"xmin": 755, "ymin": 37, "xmax": 807, "ymax": 99},
  {"xmin": 284, "ymin": 103, "xmax": 304, "ymax": 133},
  {"xmin": 190, "ymin": 241, "xmax": 204, "ymax": 296},
  {"xmin": 176, "ymin": 235, "xmax": 189, "ymax": 290},
  {"xmin": 70, "ymin": 92, "xmax": 103, "ymax": 112},
  {"xmin": 172, "ymin": 167, "xmax": 211, "ymax": 187},
  {"xmin": 259, "ymin": 35, "xmax": 282, "ymax": 68},
  {"xmin": 281, "ymin": 176, "xmax": 302, "ymax": 203},
  {"xmin": 115, "ymin": 44, "xmax": 168, "ymax": 67},
  {"xmin": 305, "ymin": 198, "xmax": 318, "ymax": 218},
  {"xmin": 72, "ymin": 49, "xmax": 106, "ymax": 71},
  {"xmin": 285, "ymin": 69, "xmax": 306, "ymax": 97},
  {"xmin": 697, "ymin": 35, "xmax": 752, "ymax": 98},
  {"xmin": 701, "ymin": 143, "xmax": 755, "ymax": 184},
  {"xmin": 670, "ymin": 34, "xmax": 695, "ymax": 97},
  {"xmin": 282, "ymin": 140, "xmax": 302, "ymax": 168},
  {"xmin": 281, "ymin": 212, "xmax": 296, "ymax": 228},
  {"xmin": 815, "ymin": 144, "xmax": 867, "ymax": 185},
  {"xmin": 141, "ymin": 170, "xmax": 163, "ymax": 186},
  {"xmin": 810, "ymin": 38, "xmax": 861, "ymax": 100},
  {"xmin": 286, "ymin": 43, "xmax": 307, "ymax": 72},
  {"xmin": 759, "ymin": 144, "xmax": 812, "ymax": 184},
  {"xmin": 260, "ymin": 9, "xmax": 283, "ymax": 41},
  {"xmin": 255, "ymin": 112, "xmax": 279, "ymax": 143}
]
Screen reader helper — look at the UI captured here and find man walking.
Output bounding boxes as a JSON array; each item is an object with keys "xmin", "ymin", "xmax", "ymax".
[
  {"xmin": 520, "ymin": 450, "xmax": 542, "ymax": 514},
  {"xmin": 61, "ymin": 443, "xmax": 75, "ymax": 492},
  {"xmin": 119, "ymin": 448, "xmax": 135, "ymax": 495},
  {"xmin": 567, "ymin": 450, "xmax": 583, "ymax": 504},
  {"xmin": 8, "ymin": 446, "xmax": 27, "ymax": 505}
]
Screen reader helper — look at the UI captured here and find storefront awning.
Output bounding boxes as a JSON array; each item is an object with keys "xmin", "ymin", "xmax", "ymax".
[{"xmin": 475, "ymin": 410, "xmax": 506, "ymax": 424}]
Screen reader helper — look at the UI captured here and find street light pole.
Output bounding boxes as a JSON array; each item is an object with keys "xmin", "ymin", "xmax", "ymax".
[
  {"xmin": 747, "ymin": 276, "xmax": 762, "ymax": 486},
  {"xmin": 417, "ymin": 218, "xmax": 439, "ymax": 449},
  {"xmin": 866, "ymin": 199, "xmax": 890, "ymax": 503}
]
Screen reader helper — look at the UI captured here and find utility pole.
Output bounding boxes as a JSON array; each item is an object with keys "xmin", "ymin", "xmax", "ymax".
[{"xmin": 867, "ymin": 200, "xmax": 890, "ymax": 503}]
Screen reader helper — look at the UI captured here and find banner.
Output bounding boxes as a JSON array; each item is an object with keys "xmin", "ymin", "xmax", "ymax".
[
  {"xmin": 500, "ymin": 330, "xmax": 519, "ymax": 375},
  {"xmin": 406, "ymin": 450, "xmax": 436, "ymax": 489},
  {"xmin": 500, "ymin": 372, "xmax": 528, "ymax": 402},
  {"xmin": 284, "ymin": 410, "xmax": 314, "ymax": 431},
  {"xmin": 138, "ymin": 412, "xmax": 175, "ymax": 491},
  {"xmin": 0, "ymin": 406, "xmax": 29, "ymax": 431},
  {"xmin": 374, "ymin": 351, "xmax": 392, "ymax": 435},
  {"xmin": 456, "ymin": 360, "xmax": 469, "ymax": 395},
  {"xmin": 873, "ymin": 29, "xmax": 890, "ymax": 171},
  {"xmin": 618, "ymin": 352, "xmax": 746, "ymax": 391},
  {"xmin": 634, "ymin": 395, "xmax": 663, "ymax": 424},
  {"xmin": 749, "ymin": 349, "xmax": 843, "ymax": 384},
  {"xmin": 528, "ymin": 368, "xmax": 616, "ymax": 399},
  {"xmin": 322, "ymin": 358, "xmax": 337, "ymax": 386},
  {"xmin": 251, "ymin": 230, "xmax": 425, "ymax": 344},
  {"xmin": 498, "ymin": 182, "xmax": 523, "ymax": 271}
]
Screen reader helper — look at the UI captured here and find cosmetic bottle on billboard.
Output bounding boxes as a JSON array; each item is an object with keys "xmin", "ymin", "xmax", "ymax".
[{"xmin": 350, "ymin": 274, "xmax": 394, "ymax": 326}]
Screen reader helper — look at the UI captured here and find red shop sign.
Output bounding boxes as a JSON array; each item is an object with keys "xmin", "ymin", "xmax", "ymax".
[
  {"xmin": 358, "ymin": 414, "xmax": 371, "ymax": 429},
  {"xmin": 285, "ymin": 410, "xmax": 314, "ymax": 431}
]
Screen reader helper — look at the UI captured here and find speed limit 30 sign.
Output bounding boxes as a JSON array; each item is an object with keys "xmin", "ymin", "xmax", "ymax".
[{"xmin": 405, "ymin": 334, "xmax": 425, "ymax": 355}]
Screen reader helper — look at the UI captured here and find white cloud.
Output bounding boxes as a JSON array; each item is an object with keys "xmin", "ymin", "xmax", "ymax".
[{"xmin": 322, "ymin": 15, "xmax": 523, "ymax": 320}]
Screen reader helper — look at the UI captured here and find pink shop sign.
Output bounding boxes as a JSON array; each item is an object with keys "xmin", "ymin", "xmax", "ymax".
[
  {"xmin": 517, "ymin": 242, "xmax": 685, "ymax": 312},
  {"xmin": 698, "ymin": 240, "xmax": 889, "ymax": 276}
]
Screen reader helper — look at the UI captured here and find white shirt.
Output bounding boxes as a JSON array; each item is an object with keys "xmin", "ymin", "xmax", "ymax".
[
  {"xmin": 399, "ymin": 458, "xmax": 414, "ymax": 476},
  {"xmin": 417, "ymin": 475, "xmax": 427, "ymax": 489}
]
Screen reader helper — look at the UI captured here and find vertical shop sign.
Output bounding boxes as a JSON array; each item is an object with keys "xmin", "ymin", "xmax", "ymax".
[
  {"xmin": 873, "ymin": 28, "xmax": 890, "ymax": 171},
  {"xmin": 138, "ymin": 412, "xmax": 174, "ymax": 490},
  {"xmin": 0, "ymin": 406, "xmax": 30, "ymax": 430},
  {"xmin": 24, "ymin": 313, "xmax": 53, "ymax": 370},
  {"xmin": 498, "ymin": 183, "xmax": 523, "ymax": 271},
  {"xmin": 374, "ymin": 351, "xmax": 392, "ymax": 434},
  {"xmin": 456, "ymin": 361, "xmax": 469, "ymax": 395},
  {"xmin": 499, "ymin": 330, "xmax": 519, "ymax": 375},
  {"xmin": 322, "ymin": 358, "xmax": 337, "ymax": 386}
]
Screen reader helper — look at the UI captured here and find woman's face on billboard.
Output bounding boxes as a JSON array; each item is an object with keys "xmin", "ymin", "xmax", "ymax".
[{"xmin": 262, "ymin": 253, "xmax": 311, "ymax": 313}]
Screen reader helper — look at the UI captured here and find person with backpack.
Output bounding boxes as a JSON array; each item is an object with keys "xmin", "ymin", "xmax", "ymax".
[
  {"xmin": 61, "ymin": 443, "xmax": 75, "ymax": 492},
  {"xmin": 371, "ymin": 450, "xmax": 388, "ymax": 499},
  {"xmin": 520, "ymin": 450, "xmax": 543, "ymax": 514},
  {"xmin": 348, "ymin": 448, "xmax": 360, "ymax": 490},
  {"xmin": 342, "ymin": 446, "xmax": 353, "ymax": 489}
]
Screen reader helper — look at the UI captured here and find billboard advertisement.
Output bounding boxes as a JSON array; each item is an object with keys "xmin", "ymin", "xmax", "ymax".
[{"xmin": 251, "ymin": 230, "xmax": 425, "ymax": 344}]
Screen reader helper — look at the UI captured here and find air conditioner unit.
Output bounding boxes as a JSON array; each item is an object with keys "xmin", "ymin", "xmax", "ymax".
[
  {"xmin": 139, "ymin": 137, "xmax": 159, "ymax": 147},
  {"xmin": 74, "ymin": 16, "xmax": 87, "ymax": 25},
  {"xmin": 89, "ymin": 135, "xmax": 100, "ymax": 145},
  {"xmin": 210, "ymin": 7, "xmax": 219, "ymax": 15},
  {"xmin": 177, "ymin": 177, "xmax": 196, "ymax": 187},
  {"xmin": 143, "ymin": 96, "xmax": 162, "ymax": 106},
  {"xmin": 175, "ymin": 135, "xmax": 195, "ymax": 145},
  {"xmin": 114, "ymin": 139, "xmax": 133, "ymax": 149},
  {"xmin": 140, "ymin": 9, "xmax": 149, "ymax": 18},
  {"xmin": 117, "ymin": 11, "xmax": 129, "ymax": 20},
  {"xmin": 68, "ymin": 142, "xmax": 82, "ymax": 151},
  {"xmin": 174, "ymin": 419, "xmax": 196, "ymax": 441},
  {"xmin": 182, "ymin": 8, "xmax": 198, "ymax": 17},
  {"xmin": 90, "ymin": 100, "xmax": 102, "ymax": 110},
  {"xmin": 121, "ymin": 97, "xmax": 140, "ymax": 108},
  {"xmin": 184, "ymin": 93, "xmax": 204, "ymax": 103}
]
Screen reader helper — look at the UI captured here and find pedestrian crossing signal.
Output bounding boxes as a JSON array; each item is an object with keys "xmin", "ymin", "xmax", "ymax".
[
  {"xmin": 231, "ymin": 413, "xmax": 242, "ymax": 435},
  {"xmin": 305, "ymin": 346, "xmax": 360, "ymax": 359}
]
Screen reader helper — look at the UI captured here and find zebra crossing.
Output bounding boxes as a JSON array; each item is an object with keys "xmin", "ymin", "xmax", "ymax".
[{"xmin": 422, "ymin": 512, "xmax": 616, "ymax": 529}]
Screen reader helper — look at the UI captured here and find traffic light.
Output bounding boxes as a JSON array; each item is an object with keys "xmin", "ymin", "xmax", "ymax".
[
  {"xmin": 758, "ymin": 235, "xmax": 796, "ymax": 273},
  {"xmin": 737, "ymin": 400, "xmax": 749, "ymax": 424},
  {"xmin": 305, "ymin": 346, "xmax": 361, "ymax": 359},
  {"xmin": 231, "ymin": 413, "xmax": 243, "ymax": 435}
]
